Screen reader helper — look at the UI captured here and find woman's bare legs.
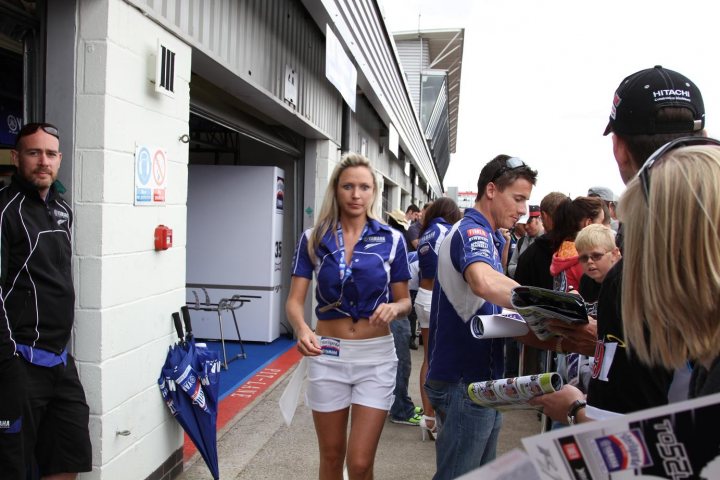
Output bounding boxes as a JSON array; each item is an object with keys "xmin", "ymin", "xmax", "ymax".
[
  {"xmin": 313, "ymin": 404, "xmax": 387, "ymax": 480},
  {"xmin": 419, "ymin": 328, "xmax": 435, "ymax": 429},
  {"xmin": 346, "ymin": 404, "xmax": 387, "ymax": 480},
  {"xmin": 313, "ymin": 408, "xmax": 350, "ymax": 480}
]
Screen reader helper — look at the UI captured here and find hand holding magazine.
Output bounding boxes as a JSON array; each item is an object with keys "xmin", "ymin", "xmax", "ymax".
[
  {"xmin": 467, "ymin": 372, "xmax": 564, "ymax": 411},
  {"xmin": 510, "ymin": 286, "xmax": 589, "ymax": 341}
]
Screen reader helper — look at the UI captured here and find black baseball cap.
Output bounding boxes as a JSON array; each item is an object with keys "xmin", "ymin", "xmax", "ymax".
[{"xmin": 603, "ymin": 66, "xmax": 705, "ymax": 136}]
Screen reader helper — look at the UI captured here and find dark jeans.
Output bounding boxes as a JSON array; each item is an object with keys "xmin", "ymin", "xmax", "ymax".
[
  {"xmin": 504, "ymin": 338, "xmax": 520, "ymax": 377},
  {"xmin": 389, "ymin": 317, "xmax": 414, "ymax": 420}
]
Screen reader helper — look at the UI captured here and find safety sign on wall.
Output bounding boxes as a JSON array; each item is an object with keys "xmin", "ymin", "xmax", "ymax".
[{"xmin": 135, "ymin": 145, "xmax": 168, "ymax": 206}]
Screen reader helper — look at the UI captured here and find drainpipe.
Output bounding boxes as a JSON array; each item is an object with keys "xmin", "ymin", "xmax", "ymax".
[
  {"xmin": 341, "ymin": 103, "xmax": 351, "ymax": 153},
  {"xmin": 410, "ymin": 164, "xmax": 416, "ymax": 204}
]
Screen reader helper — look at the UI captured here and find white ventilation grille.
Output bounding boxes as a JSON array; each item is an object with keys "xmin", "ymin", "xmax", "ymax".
[{"xmin": 155, "ymin": 41, "xmax": 175, "ymax": 97}]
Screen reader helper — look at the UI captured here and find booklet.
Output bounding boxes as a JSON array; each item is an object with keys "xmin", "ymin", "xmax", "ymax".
[
  {"xmin": 467, "ymin": 372, "xmax": 564, "ymax": 411},
  {"xmin": 511, "ymin": 286, "xmax": 589, "ymax": 341},
  {"xmin": 521, "ymin": 392, "xmax": 720, "ymax": 479}
]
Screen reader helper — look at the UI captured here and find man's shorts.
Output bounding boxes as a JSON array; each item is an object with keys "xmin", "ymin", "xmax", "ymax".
[
  {"xmin": 0, "ymin": 355, "xmax": 27, "ymax": 479},
  {"xmin": 21, "ymin": 354, "xmax": 92, "ymax": 476},
  {"xmin": 306, "ymin": 335, "xmax": 397, "ymax": 412}
]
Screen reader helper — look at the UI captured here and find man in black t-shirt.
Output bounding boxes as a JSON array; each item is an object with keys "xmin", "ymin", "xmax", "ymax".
[{"xmin": 532, "ymin": 66, "xmax": 707, "ymax": 421}]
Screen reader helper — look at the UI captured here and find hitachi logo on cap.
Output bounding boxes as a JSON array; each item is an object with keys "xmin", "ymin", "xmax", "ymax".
[{"xmin": 653, "ymin": 89, "xmax": 691, "ymax": 98}]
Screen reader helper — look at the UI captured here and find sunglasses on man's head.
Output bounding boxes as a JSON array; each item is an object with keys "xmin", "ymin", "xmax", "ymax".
[
  {"xmin": 490, "ymin": 157, "xmax": 526, "ymax": 183},
  {"xmin": 15, "ymin": 123, "xmax": 60, "ymax": 147},
  {"xmin": 637, "ymin": 136, "xmax": 720, "ymax": 201}
]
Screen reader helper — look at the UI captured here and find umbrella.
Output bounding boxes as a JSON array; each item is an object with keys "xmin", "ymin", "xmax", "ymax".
[{"xmin": 158, "ymin": 310, "xmax": 221, "ymax": 479}]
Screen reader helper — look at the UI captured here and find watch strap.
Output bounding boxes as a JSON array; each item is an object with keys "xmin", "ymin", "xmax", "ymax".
[{"xmin": 567, "ymin": 399, "xmax": 587, "ymax": 425}]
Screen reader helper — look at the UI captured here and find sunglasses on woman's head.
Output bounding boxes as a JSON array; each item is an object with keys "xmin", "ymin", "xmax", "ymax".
[{"xmin": 637, "ymin": 136, "xmax": 720, "ymax": 201}]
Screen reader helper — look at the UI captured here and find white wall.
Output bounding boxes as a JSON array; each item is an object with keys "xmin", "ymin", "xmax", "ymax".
[{"xmin": 73, "ymin": 0, "xmax": 191, "ymax": 477}]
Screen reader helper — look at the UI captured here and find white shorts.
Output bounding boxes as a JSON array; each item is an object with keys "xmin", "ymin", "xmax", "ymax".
[
  {"xmin": 305, "ymin": 335, "xmax": 397, "ymax": 412},
  {"xmin": 414, "ymin": 287, "xmax": 433, "ymax": 329}
]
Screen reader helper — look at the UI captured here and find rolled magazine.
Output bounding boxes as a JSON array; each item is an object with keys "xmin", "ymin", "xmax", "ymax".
[
  {"xmin": 510, "ymin": 286, "xmax": 589, "ymax": 341},
  {"xmin": 467, "ymin": 372, "xmax": 564, "ymax": 411},
  {"xmin": 469, "ymin": 309, "xmax": 529, "ymax": 339}
]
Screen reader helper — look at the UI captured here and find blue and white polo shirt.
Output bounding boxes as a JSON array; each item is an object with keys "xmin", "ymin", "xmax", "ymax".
[
  {"xmin": 427, "ymin": 208, "xmax": 507, "ymax": 383},
  {"xmin": 417, "ymin": 217, "xmax": 452, "ymax": 281},
  {"xmin": 291, "ymin": 218, "xmax": 411, "ymax": 322}
]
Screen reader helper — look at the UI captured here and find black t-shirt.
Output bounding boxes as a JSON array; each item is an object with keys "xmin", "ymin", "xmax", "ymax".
[
  {"xmin": 579, "ymin": 274, "xmax": 601, "ymax": 317},
  {"xmin": 406, "ymin": 221, "xmax": 421, "ymax": 251},
  {"xmin": 514, "ymin": 234, "xmax": 554, "ymax": 290},
  {"xmin": 587, "ymin": 259, "xmax": 674, "ymax": 413},
  {"xmin": 689, "ymin": 356, "xmax": 720, "ymax": 398},
  {"xmin": 579, "ymin": 274, "xmax": 601, "ymax": 303}
]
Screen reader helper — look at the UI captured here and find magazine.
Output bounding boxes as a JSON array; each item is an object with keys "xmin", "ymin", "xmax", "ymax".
[
  {"xmin": 511, "ymin": 286, "xmax": 589, "ymax": 341},
  {"xmin": 522, "ymin": 392, "xmax": 720, "ymax": 479},
  {"xmin": 467, "ymin": 372, "xmax": 564, "ymax": 411},
  {"xmin": 469, "ymin": 308, "xmax": 529, "ymax": 339}
]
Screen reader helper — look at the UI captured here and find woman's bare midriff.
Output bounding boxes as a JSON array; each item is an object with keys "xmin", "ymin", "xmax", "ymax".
[
  {"xmin": 419, "ymin": 278, "xmax": 434, "ymax": 291},
  {"xmin": 315, "ymin": 317, "xmax": 391, "ymax": 340}
]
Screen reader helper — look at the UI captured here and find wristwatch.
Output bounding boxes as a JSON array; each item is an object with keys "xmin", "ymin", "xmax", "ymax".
[{"xmin": 567, "ymin": 399, "xmax": 587, "ymax": 425}]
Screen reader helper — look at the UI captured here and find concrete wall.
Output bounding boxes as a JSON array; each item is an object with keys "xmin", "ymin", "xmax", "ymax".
[{"xmin": 73, "ymin": 0, "xmax": 191, "ymax": 477}]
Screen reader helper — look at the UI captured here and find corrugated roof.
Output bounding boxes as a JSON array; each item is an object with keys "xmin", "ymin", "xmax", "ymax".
[{"xmin": 393, "ymin": 28, "xmax": 463, "ymax": 154}]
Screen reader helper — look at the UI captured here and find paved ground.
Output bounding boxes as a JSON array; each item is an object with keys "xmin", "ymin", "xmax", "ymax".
[{"xmin": 179, "ymin": 346, "xmax": 542, "ymax": 479}]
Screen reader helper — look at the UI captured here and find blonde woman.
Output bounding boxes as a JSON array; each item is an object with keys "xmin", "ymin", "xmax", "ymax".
[
  {"xmin": 531, "ymin": 138, "xmax": 720, "ymax": 423},
  {"xmin": 286, "ymin": 152, "xmax": 412, "ymax": 479},
  {"xmin": 622, "ymin": 140, "xmax": 720, "ymax": 398}
]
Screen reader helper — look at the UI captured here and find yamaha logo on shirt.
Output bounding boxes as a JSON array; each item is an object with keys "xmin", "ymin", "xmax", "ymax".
[
  {"xmin": 364, "ymin": 235, "xmax": 385, "ymax": 243},
  {"xmin": 363, "ymin": 235, "xmax": 386, "ymax": 249},
  {"xmin": 53, "ymin": 209, "xmax": 69, "ymax": 226},
  {"xmin": 0, "ymin": 417, "xmax": 21, "ymax": 433}
]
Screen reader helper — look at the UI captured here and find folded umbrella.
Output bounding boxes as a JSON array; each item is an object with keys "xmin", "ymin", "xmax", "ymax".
[{"xmin": 158, "ymin": 312, "xmax": 221, "ymax": 479}]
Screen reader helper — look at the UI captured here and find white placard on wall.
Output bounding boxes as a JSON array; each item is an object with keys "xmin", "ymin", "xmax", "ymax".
[
  {"xmin": 135, "ymin": 145, "xmax": 168, "ymax": 206},
  {"xmin": 325, "ymin": 25, "xmax": 357, "ymax": 112}
]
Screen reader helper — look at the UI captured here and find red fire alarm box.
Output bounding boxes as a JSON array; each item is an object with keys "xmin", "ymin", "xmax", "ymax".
[{"xmin": 154, "ymin": 225, "xmax": 173, "ymax": 250}]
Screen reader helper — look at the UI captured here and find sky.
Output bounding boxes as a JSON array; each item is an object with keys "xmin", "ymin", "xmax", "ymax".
[{"xmin": 379, "ymin": 0, "xmax": 720, "ymax": 205}]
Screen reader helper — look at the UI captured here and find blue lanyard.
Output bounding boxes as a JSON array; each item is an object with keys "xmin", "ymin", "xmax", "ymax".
[{"xmin": 336, "ymin": 224, "xmax": 368, "ymax": 281}]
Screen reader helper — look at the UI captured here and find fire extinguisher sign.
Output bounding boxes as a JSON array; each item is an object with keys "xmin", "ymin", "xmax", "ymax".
[{"xmin": 135, "ymin": 145, "xmax": 168, "ymax": 206}]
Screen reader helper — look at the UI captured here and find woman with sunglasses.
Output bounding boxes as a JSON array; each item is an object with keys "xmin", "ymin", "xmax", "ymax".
[
  {"xmin": 531, "ymin": 137, "xmax": 720, "ymax": 423},
  {"xmin": 622, "ymin": 140, "xmax": 720, "ymax": 398},
  {"xmin": 286, "ymin": 152, "xmax": 411, "ymax": 479}
]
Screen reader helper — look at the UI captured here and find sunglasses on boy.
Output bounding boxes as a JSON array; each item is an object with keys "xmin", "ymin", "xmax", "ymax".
[
  {"xmin": 578, "ymin": 251, "xmax": 610, "ymax": 264},
  {"xmin": 637, "ymin": 136, "xmax": 720, "ymax": 201},
  {"xmin": 14, "ymin": 123, "xmax": 60, "ymax": 148}
]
